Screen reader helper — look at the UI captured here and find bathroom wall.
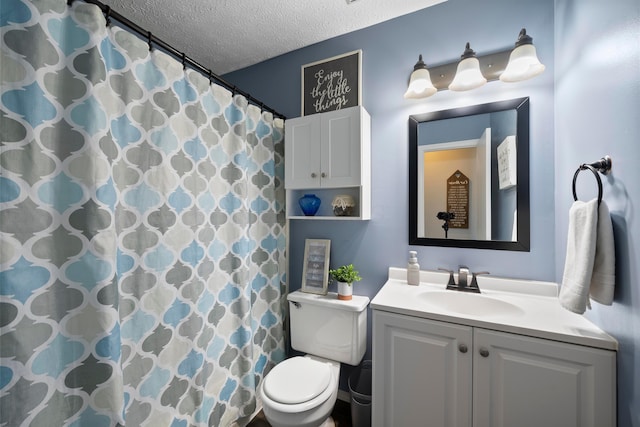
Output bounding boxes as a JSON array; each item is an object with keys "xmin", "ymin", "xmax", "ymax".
[
  {"xmin": 554, "ymin": 0, "xmax": 640, "ymax": 425},
  {"xmin": 225, "ymin": 0, "xmax": 640, "ymax": 420}
]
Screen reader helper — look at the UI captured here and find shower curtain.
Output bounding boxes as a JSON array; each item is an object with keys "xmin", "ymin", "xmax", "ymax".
[{"xmin": 0, "ymin": 1, "xmax": 286, "ymax": 425}]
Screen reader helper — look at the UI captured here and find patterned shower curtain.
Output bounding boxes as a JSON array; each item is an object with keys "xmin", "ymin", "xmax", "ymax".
[{"xmin": 0, "ymin": 0, "xmax": 286, "ymax": 425}]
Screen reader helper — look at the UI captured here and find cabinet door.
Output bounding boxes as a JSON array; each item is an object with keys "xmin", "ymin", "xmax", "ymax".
[
  {"xmin": 473, "ymin": 329, "xmax": 616, "ymax": 427},
  {"xmin": 372, "ymin": 311, "xmax": 473, "ymax": 427},
  {"xmin": 320, "ymin": 107, "xmax": 362, "ymax": 188},
  {"xmin": 284, "ymin": 115, "xmax": 321, "ymax": 188}
]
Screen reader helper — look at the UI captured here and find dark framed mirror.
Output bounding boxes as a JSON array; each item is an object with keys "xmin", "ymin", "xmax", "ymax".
[{"xmin": 409, "ymin": 97, "xmax": 530, "ymax": 251}]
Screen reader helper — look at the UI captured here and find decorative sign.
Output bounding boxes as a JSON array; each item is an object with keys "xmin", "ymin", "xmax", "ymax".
[
  {"xmin": 446, "ymin": 170, "xmax": 470, "ymax": 229},
  {"xmin": 498, "ymin": 135, "xmax": 517, "ymax": 189},
  {"xmin": 301, "ymin": 239, "xmax": 331, "ymax": 295},
  {"xmin": 301, "ymin": 50, "xmax": 361, "ymax": 116}
]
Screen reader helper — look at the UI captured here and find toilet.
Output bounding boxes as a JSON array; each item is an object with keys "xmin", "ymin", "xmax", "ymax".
[{"xmin": 258, "ymin": 290, "xmax": 369, "ymax": 427}]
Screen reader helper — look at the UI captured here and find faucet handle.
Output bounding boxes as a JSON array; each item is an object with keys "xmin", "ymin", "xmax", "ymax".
[
  {"xmin": 438, "ymin": 268, "xmax": 456, "ymax": 288},
  {"xmin": 470, "ymin": 271, "xmax": 490, "ymax": 291}
]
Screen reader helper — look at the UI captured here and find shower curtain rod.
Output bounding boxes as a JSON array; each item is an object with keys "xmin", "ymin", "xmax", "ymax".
[{"xmin": 68, "ymin": 0, "xmax": 287, "ymax": 120}]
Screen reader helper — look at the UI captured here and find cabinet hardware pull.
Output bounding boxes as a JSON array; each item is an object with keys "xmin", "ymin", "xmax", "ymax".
[
  {"xmin": 321, "ymin": 172, "xmax": 326, "ymax": 178},
  {"xmin": 311, "ymin": 172, "xmax": 317, "ymax": 178},
  {"xmin": 459, "ymin": 344, "xmax": 468, "ymax": 353},
  {"xmin": 479, "ymin": 348, "xmax": 490, "ymax": 357}
]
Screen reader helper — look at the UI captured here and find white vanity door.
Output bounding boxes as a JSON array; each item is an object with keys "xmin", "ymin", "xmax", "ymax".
[
  {"xmin": 372, "ymin": 311, "xmax": 473, "ymax": 427},
  {"xmin": 473, "ymin": 328, "xmax": 616, "ymax": 427}
]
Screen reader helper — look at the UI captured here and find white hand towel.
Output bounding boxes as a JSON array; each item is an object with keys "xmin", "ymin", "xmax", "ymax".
[
  {"xmin": 589, "ymin": 201, "xmax": 616, "ymax": 305},
  {"xmin": 559, "ymin": 199, "xmax": 598, "ymax": 314}
]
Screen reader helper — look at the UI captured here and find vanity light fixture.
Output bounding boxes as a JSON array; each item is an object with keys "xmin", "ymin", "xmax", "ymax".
[
  {"xmin": 448, "ymin": 43, "xmax": 487, "ymax": 91},
  {"xmin": 500, "ymin": 28, "xmax": 546, "ymax": 82},
  {"xmin": 404, "ymin": 28, "xmax": 545, "ymax": 99},
  {"xmin": 403, "ymin": 55, "xmax": 438, "ymax": 99}
]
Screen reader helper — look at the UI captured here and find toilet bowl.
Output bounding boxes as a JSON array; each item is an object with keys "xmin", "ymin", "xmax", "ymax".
[{"xmin": 258, "ymin": 355, "xmax": 340, "ymax": 427}]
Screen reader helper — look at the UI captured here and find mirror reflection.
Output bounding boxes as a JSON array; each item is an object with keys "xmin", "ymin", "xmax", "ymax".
[{"xmin": 409, "ymin": 98, "xmax": 530, "ymax": 251}]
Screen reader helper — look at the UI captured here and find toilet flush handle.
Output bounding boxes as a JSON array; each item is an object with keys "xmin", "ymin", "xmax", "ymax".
[{"xmin": 291, "ymin": 301, "xmax": 301, "ymax": 309}]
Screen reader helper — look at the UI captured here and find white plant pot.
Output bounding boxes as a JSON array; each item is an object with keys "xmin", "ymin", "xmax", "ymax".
[{"xmin": 337, "ymin": 281, "xmax": 353, "ymax": 300}]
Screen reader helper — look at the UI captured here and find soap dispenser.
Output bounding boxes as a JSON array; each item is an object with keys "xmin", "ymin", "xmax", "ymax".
[{"xmin": 407, "ymin": 251, "xmax": 420, "ymax": 286}]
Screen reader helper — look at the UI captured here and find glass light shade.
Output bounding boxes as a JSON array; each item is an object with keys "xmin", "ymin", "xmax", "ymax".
[
  {"xmin": 500, "ymin": 44, "xmax": 546, "ymax": 82},
  {"xmin": 404, "ymin": 67, "xmax": 437, "ymax": 99},
  {"xmin": 448, "ymin": 57, "xmax": 487, "ymax": 91}
]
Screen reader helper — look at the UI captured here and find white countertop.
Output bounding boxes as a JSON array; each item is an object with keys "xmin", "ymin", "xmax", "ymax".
[{"xmin": 371, "ymin": 268, "xmax": 618, "ymax": 351}]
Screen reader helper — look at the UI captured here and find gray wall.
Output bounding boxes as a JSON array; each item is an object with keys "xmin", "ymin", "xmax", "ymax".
[
  {"xmin": 555, "ymin": 1, "xmax": 640, "ymax": 425},
  {"xmin": 225, "ymin": 0, "xmax": 640, "ymax": 423}
]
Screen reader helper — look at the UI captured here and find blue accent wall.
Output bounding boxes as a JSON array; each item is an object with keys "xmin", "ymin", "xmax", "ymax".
[
  {"xmin": 225, "ymin": 0, "xmax": 639, "ymax": 422},
  {"xmin": 555, "ymin": 1, "xmax": 640, "ymax": 425}
]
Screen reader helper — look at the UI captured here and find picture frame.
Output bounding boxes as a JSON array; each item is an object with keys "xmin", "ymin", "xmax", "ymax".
[
  {"xmin": 497, "ymin": 135, "xmax": 517, "ymax": 190},
  {"xmin": 301, "ymin": 239, "xmax": 331, "ymax": 295},
  {"xmin": 301, "ymin": 50, "xmax": 362, "ymax": 116}
]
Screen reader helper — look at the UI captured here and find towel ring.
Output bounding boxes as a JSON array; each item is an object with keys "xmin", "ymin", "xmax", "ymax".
[{"xmin": 572, "ymin": 164, "xmax": 603, "ymax": 206}]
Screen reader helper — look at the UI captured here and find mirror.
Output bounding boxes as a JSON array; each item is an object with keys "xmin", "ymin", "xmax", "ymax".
[{"xmin": 409, "ymin": 97, "xmax": 530, "ymax": 251}]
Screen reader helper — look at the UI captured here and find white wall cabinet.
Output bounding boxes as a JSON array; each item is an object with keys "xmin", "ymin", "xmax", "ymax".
[
  {"xmin": 372, "ymin": 310, "xmax": 616, "ymax": 427},
  {"xmin": 285, "ymin": 106, "xmax": 371, "ymax": 219}
]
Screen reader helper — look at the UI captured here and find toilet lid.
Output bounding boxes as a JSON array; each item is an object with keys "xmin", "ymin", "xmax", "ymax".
[{"xmin": 263, "ymin": 357, "xmax": 331, "ymax": 404}]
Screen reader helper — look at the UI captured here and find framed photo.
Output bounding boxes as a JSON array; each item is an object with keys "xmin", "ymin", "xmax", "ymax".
[
  {"xmin": 301, "ymin": 50, "xmax": 362, "ymax": 116},
  {"xmin": 301, "ymin": 239, "xmax": 331, "ymax": 295},
  {"xmin": 497, "ymin": 135, "xmax": 517, "ymax": 190}
]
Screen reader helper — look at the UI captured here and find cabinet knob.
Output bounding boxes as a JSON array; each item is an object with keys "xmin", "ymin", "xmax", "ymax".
[
  {"xmin": 458, "ymin": 344, "xmax": 468, "ymax": 353},
  {"xmin": 321, "ymin": 172, "xmax": 326, "ymax": 178},
  {"xmin": 311, "ymin": 172, "xmax": 317, "ymax": 178},
  {"xmin": 479, "ymin": 348, "xmax": 490, "ymax": 358}
]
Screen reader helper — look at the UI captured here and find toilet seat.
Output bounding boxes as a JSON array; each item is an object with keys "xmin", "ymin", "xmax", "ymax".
[{"xmin": 263, "ymin": 356, "xmax": 331, "ymax": 404}]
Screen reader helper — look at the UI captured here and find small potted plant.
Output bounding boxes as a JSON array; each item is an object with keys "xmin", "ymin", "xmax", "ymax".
[{"xmin": 329, "ymin": 264, "xmax": 362, "ymax": 300}]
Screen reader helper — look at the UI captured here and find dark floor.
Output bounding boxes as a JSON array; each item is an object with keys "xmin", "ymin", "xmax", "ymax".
[{"xmin": 247, "ymin": 399, "xmax": 352, "ymax": 427}]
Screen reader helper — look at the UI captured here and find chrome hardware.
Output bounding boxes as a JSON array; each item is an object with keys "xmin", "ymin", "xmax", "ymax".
[
  {"xmin": 459, "ymin": 344, "xmax": 468, "ymax": 353},
  {"xmin": 479, "ymin": 348, "xmax": 490, "ymax": 357},
  {"xmin": 457, "ymin": 266, "xmax": 470, "ymax": 288},
  {"xmin": 470, "ymin": 271, "xmax": 490, "ymax": 291},
  {"xmin": 311, "ymin": 172, "xmax": 317, "ymax": 178},
  {"xmin": 321, "ymin": 172, "xmax": 326, "ymax": 178},
  {"xmin": 292, "ymin": 301, "xmax": 301, "ymax": 309},
  {"xmin": 439, "ymin": 266, "xmax": 489, "ymax": 293},
  {"xmin": 438, "ymin": 268, "xmax": 455, "ymax": 288}
]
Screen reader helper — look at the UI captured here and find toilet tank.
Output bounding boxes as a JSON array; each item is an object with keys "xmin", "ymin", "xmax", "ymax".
[{"xmin": 288, "ymin": 291, "xmax": 369, "ymax": 365}]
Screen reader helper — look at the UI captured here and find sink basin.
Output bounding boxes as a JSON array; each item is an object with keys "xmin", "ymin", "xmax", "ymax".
[{"xmin": 419, "ymin": 290, "xmax": 524, "ymax": 317}]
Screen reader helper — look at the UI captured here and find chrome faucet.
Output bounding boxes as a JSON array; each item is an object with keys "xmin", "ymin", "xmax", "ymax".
[
  {"xmin": 439, "ymin": 266, "xmax": 489, "ymax": 293},
  {"xmin": 457, "ymin": 266, "xmax": 470, "ymax": 289}
]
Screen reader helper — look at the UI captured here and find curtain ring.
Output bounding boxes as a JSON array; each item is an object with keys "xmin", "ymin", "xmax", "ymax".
[
  {"xmin": 572, "ymin": 164, "xmax": 603, "ymax": 206},
  {"xmin": 208, "ymin": 69, "xmax": 213, "ymax": 84},
  {"xmin": 104, "ymin": 6, "xmax": 111, "ymax": 27},
  {"xmin": 147, "ymin": 31, "xmax": 153, "ymax": 51},
  {"xmin": 181, "ymin": 53, "xmax": 187, "ymax": 70}
]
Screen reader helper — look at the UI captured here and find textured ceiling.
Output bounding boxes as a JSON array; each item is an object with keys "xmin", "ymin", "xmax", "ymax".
[{"xmin": 101, "ymin": 0, "xmax": 446, "ymax": 75}]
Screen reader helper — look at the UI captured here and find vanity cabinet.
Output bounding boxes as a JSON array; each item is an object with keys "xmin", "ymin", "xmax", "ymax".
[
  {"xmin": 372, "ymin": 311, "xmax": 473, "ymax": 427},
  {"xmin": 372, "ymin": 310, "xmax": 616, "ymax": 427},
  {"xmin": 285, "ymin": 106, "xmax": 371, "ymax": 219}
]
